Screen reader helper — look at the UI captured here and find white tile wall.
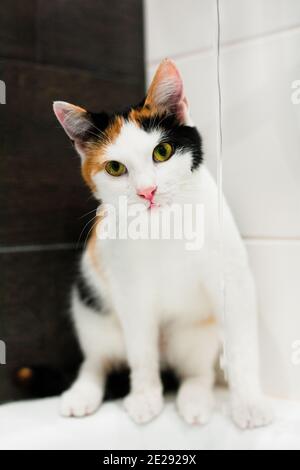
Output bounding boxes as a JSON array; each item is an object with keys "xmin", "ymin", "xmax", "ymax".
[
  {"xmin": 220, "ymin": 0, "xmax": 300, "ymax": 44},
  {"xmin": 145, "ymin": 0, "xmax": 300, "ymax": 63},
  {"xmin": 144, "ymin": 0, "xmax": 214, "ymax": 63},
  {"xmin": 222, "ymin": 30, "xmax": 300, "ymax": 238},
  {"xmin": 145, "ymin": 0, "xmax": 300, "ymax": 399},
  {"xmin": 247, "ymin": 241, "xmax": 300, "ymax": 400}
]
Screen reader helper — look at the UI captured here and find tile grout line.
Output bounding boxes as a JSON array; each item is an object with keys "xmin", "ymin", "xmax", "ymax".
[
  {"xmin": 0, "ymin": 243, "xmax": 83, "ymax": 254},
  {"xmin": 1, "ymin": 239, "xmax": 300, "ymax": 254},
  {"xmin": 0, "ymin": 57, "xmax": 143, "ymax": 88},
  {"xmin": 147, "ymin": 23, "xmax": 300, "ymax": 67},
  {"xmin": 244, "ymin": 238, "xmax": 300, "ymax": 246}
]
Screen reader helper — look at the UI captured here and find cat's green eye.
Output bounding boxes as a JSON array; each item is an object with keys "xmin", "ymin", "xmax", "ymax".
[
  {"xmin": 153, "ymin": 142, "xmax": 174, "ymax": 163},
  {"xmin": 105, "ymin": 161, "xmax": 127, "ymax": 177}
]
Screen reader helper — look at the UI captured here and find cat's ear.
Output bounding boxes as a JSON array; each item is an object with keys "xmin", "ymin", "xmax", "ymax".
[
  {"xmin": 145, "ymin": 59, "xmax": 191, "ymax": 124},
  {"xmin": 53, "ymin": 101, "xmax": 92, "ymax": 141}
]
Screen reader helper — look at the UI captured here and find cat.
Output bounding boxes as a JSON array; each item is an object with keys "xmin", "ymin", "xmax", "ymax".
[{"xmin": 53, "ymin": 59, "xmax": 272, "ymax": 429}]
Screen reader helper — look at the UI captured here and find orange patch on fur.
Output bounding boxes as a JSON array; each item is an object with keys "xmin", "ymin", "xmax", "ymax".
[
  {"xmin": 129, "ymin": 106, "xmax": 152, "ymax": 122},
  {"xmin": 71, "ymin": 104, "xmax": 87, "ymax": 115},
  {"xmin": 106, "ymin": 115, "xmax": 124, "ymax": 142},
  {"xmin": 81, "ymin": 116, "xmax": 124, "ymax": 191},
  {"xmin": 128, "ymin": 103, "xmax": 165, "ymax": 129},
  {"xmin": 86, "ymin": 210, "xmax": 113, "ymax": 290},
  {"xmin": 86, "ymin": 223, "xmax": 99, "ymax": 267},
  {"xmin": 197, "ymin": 316, "xmax": 216, "ymax": 328},
  {"xmin": 81, "ymin": 151, "xmax": 105, "ymax": 191},
  {"xmin": 86, "ymin": 214, "xmax": 105, "ymax": 274}
]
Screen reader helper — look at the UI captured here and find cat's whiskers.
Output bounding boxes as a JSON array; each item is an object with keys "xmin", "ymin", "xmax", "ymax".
[
  {"xmin": 85, "ymin": 129, "xmax": 106, "ymax": 140},
  {"xmin": 87, "ymin": 121, "xmax": 109, "ymax": 140},
  {"xmin": 83, "ymin": 218, "xmax": 100, "ymax": 249},
  {"xmin": 79, "ymin": 208, "xmax": 98, "ymax": 220},
  {"xmin": 77, "ymin": 213, "xmax": 100, "ymax": 248}
]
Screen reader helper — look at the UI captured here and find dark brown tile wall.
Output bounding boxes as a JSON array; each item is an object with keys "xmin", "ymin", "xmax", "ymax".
[
  {"xmin": 0, "ymin": 60, "xmax": 144, "ymax": 246},
  {"xmin": 0, "ymin": 0, "xmax": 145, "ymax": 402}
]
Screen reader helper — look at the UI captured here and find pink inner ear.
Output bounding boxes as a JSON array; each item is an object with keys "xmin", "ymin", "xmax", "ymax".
[
  {"xmin": 53, "ymin": 101, "xmax": 86, "ymax": 123},
  {"xmin": 165, "ymin": 61, "xmax": 184, "ymax": 103},
  {"xmin": 53, "ymin": 101, "xmax": 73, "ymax": 127},
  {"xmin": 145, "ymin": 59, "xmax": 188, "ymax": 123},
  {"xmin": 53, "ymin": 101, "xmax": 89, "ymax": 140},
  {"xmin": 53, "ymin": 106, "xmax": 67, "ymax": 126}
]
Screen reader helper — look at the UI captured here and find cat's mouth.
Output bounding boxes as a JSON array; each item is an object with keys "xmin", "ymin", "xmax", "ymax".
[{"xmin": 149, "ymin": 201, "xmax": 158, "ymax": 210}]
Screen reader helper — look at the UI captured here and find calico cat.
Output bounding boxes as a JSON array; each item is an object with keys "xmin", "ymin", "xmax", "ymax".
[{"xmin": 53, "ymin": 59, "xmax": 272, "ymax": 429}]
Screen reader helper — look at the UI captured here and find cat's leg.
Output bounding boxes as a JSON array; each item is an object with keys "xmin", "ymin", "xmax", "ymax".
[
  {"xmin": 224, "ymin": 267, "xmax": 273, "ymax": 429},
  {"xmin": 204, "ymin": 264, "xmax": 273, "ymax": 429},
  {"xmin": 116, "ymin": 293, "xmax": 163, "ymax": 424},
  {"xmin": 164, "ymin": 318, "xmax": 219, "ymax": 425},
  {"xmin": 60, "ymin": 290, "xmax": 126, "ymax": 418},
  {"xmin": 60, "ymin": 359, "xmax": 105, "ymax": 418}
]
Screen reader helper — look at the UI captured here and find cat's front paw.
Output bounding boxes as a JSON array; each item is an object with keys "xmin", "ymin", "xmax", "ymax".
[
  {"xmin": 231, "ymin": 394, "xmax": 273, "ymax": 430},
  {"xmin": 60, "ymin": 383, "xmax": 103, "ymax": 418},
  {"xmin": 124, "ymin": 388, "xmax": 164, "ymax": 424},
  {"xmin": 177, "ymin": 382, "xmax": 214, "ymax": 425}
]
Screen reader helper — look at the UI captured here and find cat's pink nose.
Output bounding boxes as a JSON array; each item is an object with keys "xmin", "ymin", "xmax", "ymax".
[{"xmin": 137, "ymin": 186, "xmax": 157, "ymax": 201}]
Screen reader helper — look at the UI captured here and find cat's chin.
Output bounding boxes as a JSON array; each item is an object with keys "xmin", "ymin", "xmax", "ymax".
[{"xmin": 149, "ymin": 201, "xmax": 160, "ymax": 210}]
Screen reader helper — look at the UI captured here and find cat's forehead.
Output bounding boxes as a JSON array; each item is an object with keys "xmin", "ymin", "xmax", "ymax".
[
  {"xmin": 90, "ymin": 102, "xmax": 177, "ymax": 152},
  {"xmin": 105, "ymin": 119, "xmax": 162, "ymax": 161}
]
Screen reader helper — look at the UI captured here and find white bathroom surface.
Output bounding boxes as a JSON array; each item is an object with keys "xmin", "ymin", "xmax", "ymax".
[{"xmin": 0, "ymin": 390, "xmax": 300, "ymax": 450}]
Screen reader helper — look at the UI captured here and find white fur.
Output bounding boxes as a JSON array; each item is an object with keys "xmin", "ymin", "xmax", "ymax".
[{"xmin": 61, "ymin": 120, "xmax": 272, "ymax": 429}]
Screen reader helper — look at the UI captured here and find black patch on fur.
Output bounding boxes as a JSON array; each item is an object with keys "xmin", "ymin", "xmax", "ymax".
[
  {"xmin": 81, "ymin": 98, "xmax": 147, "ymax": 142},
  {"xmin": 75, "ymin": 270, "xmax": 103, "ymax": 313},
  {"xmin": 81, "ymin": 111, "xmax": 111, "ymax": 142},
  {"xmin": 90, "ymin": 111, "xmax": 110, "ymax": 134},
  {"xmin": 139, "ymin": 113, "xmax": 203, "ymax": 171},
  {"xmin": 104, "ymin": 367, "xmax": 179, "ymax": 401},
  {"xmin": 83, "ymin": 99, "xmax": 203, "ymax": 171}
]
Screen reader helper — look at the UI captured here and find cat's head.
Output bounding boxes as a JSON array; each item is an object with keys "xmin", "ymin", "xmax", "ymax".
[{"xmin": 53, "ymin": 59, "xmax": 202, "ymax": 209}]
